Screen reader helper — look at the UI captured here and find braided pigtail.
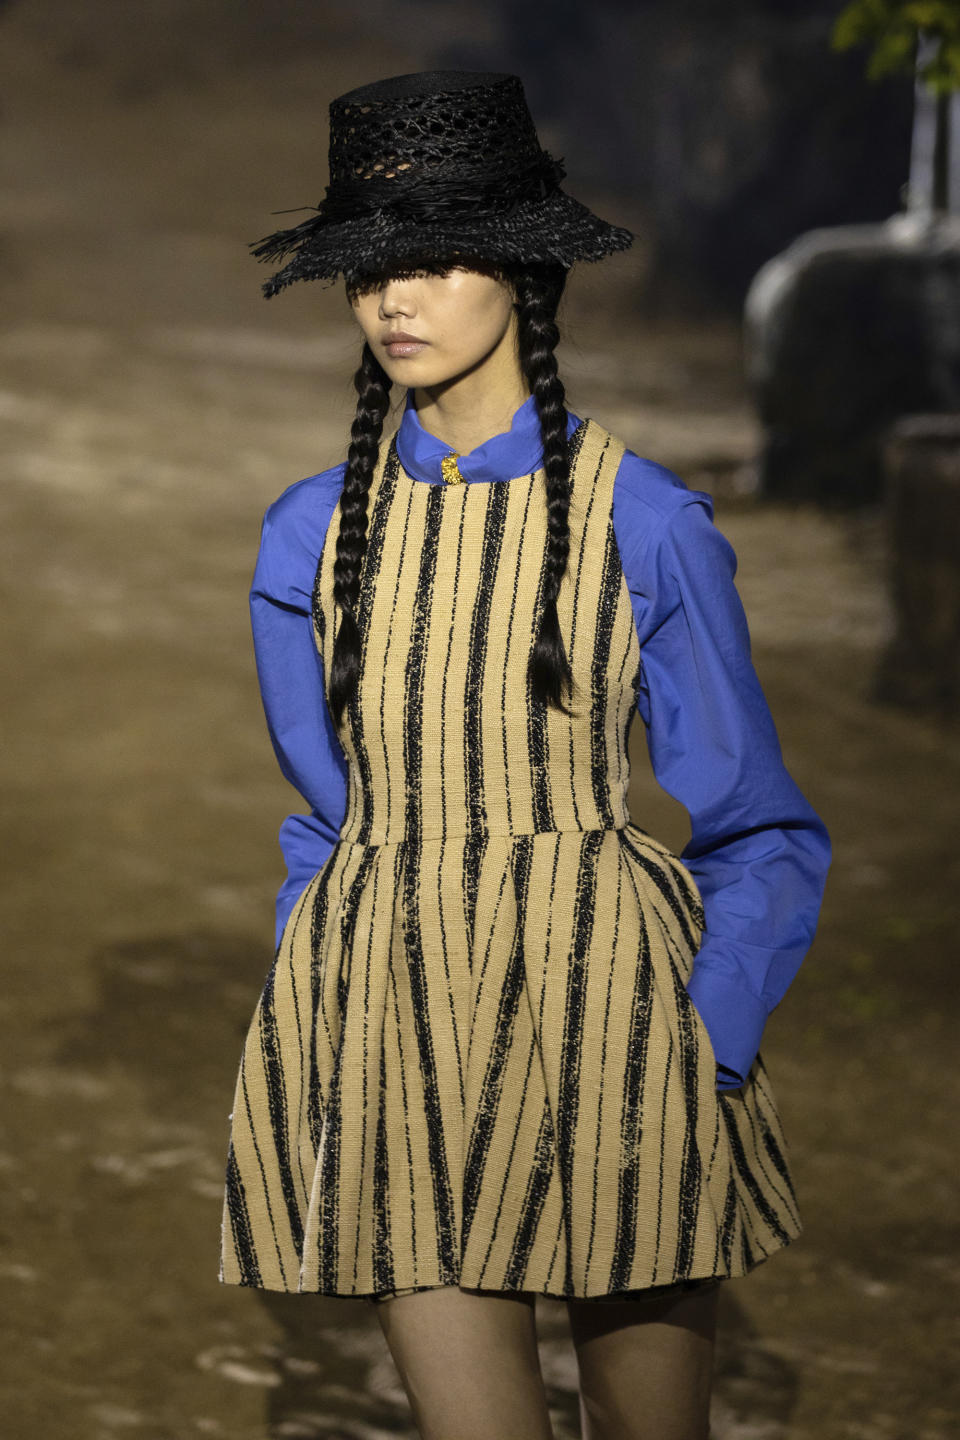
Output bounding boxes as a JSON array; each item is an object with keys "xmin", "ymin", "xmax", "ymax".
[
  {"xmin": 512, "ymin": 261, "xmax": 577, "ymax": 717},
  {"xmin": 327, "ymin": 340, "xmax": 393, "ymax": 728}
]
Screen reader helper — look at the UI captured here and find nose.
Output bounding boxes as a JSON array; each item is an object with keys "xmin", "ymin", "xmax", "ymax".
[{"xmin": 378, "ymin": 277, "xmax": 416, "ymax": 319}]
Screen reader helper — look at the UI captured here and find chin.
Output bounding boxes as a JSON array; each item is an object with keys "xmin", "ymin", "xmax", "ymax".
[
  {"xmin": 382, "ymin": 354, "xmax": 429, "ymax": 377},
  {"xmin": 387, "ymin": 360, "xmax": 459, "ymax": 388}
]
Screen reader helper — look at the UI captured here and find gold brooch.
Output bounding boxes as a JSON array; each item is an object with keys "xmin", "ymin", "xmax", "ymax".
[{"xmin": 440, "ymin": 451, "xmax": 465, "ymax": 485}]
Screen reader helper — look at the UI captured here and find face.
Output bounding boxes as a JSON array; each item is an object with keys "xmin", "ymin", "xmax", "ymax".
[{"xmin": 346, "ymin": 262, "xmax": 520, "ymax": 391}]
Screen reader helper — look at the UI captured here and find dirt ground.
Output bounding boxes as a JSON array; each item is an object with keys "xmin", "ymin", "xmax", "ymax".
[{"xmin": 1, "ymin": 13, "xmax": 958, "ymax": 1440}]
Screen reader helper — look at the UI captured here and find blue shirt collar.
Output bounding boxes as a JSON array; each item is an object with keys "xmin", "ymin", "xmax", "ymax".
[{"xmin": 395, "ymin": 388, "xmax": 581, "ymax": 484}]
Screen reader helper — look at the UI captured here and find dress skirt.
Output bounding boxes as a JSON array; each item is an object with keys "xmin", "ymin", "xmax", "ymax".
[{"xmin": 219, "ymin": 418, "xmax": 803, "ymax": 1298}]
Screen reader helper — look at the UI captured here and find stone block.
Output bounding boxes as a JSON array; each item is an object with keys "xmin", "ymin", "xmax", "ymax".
[
  {"xmin": 874, "ymin": 412, "xmax": 960, "ymax": 718},
  {"xmin": 744, "ymin": 216, "xmax": 960, "ymax": 506}
]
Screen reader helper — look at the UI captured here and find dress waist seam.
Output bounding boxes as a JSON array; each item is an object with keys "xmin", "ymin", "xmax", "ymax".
[{"xmin": 333, "ymin": 821, "xmax": 645, "ymax": 849}]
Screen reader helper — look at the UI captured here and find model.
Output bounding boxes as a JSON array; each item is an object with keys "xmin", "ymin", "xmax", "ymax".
[{"xmin": 218, "ymin": 69, "xmax": 832, "ymax": 1440}]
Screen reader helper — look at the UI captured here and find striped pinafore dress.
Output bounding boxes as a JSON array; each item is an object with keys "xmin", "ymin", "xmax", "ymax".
[{"xmin": 219, "ymin": 415, "xmax": 802, "ymax": 1300}]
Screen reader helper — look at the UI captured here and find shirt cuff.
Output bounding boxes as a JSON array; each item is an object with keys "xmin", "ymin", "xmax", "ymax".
[{"xmin": 684, "ymin": 963, "xmax": 769, "ymax": 1089}]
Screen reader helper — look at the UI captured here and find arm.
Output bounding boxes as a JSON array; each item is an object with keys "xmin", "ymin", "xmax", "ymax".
[
  {"xmin": 615, "ymin": 483, "xmax": 832, "ymax": 1090},
  {"xmin": 249, "ymin": 481, "xmax": 349, "ymax": 952}
]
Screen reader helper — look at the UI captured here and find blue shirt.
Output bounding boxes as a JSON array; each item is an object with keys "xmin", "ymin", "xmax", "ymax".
[{"xmin": 249, "ymin": 389, "xmax": 832, "ymax": 1093}]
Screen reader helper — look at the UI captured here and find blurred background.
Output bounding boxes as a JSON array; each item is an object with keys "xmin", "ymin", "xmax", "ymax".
[{"xmin": 1, "ymin": 1, "xmax": 958, "ymax": 1437}]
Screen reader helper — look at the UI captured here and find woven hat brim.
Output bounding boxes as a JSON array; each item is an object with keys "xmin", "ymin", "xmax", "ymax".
[{"xmin": 252, "ymin": 192, "xmax": 634, "ymax": 298}]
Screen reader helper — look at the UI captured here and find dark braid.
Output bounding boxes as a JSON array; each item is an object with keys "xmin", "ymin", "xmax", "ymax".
[
  {"xmin": 327, "ymin": 258, "xmax": 575, "ymax": 728},
  {"xmin": 511, "ymin": 260, "xmax": 577, "ymax": 718},
  {"xmin": 327, "ymin": 340, "xmax": 393, "ymax": 728}
]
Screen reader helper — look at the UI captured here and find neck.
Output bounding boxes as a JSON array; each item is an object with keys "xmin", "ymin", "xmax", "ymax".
[{"xmin": 411, "ymin": 320, "xmax": 532, "ymax": 454}]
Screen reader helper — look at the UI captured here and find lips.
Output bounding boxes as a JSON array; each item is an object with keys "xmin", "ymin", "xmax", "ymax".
[{"xmin": 383, "ymin": 332, "xmax": 427, "ymax": 344}]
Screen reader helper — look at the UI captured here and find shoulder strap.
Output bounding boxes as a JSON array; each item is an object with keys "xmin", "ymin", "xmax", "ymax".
[{"xmin": 569, "ymin": 416, "xmax": 626, "ymax": 505}]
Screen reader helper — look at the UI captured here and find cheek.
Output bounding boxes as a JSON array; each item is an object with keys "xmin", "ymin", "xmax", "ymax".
[
  {"xmin": 353, "ymin": 299, "xmax": 378, "ymax": 337},
  {"xmin": 441, "ymin": 298, "xmax": 510, "ymax": 355}
]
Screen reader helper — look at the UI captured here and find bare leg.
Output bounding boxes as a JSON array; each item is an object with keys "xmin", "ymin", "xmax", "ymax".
[
  {"xmin": 567, "ymin": 1283, "xmax": 721, "ymax": 1440},
  {"xmin": 371, "ymin": 1285, "xmax": 555, "ymax": 1440}
]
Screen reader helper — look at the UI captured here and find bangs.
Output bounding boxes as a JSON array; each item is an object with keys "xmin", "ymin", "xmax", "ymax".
[{"xmin": 344, "ymin": 254, "xmax": 509, "ymax": 299}]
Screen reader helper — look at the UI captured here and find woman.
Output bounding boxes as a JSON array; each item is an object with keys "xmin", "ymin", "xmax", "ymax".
[{"xmin": 219, "ymin": 70, "xmax": 832, "ymax": 1440}]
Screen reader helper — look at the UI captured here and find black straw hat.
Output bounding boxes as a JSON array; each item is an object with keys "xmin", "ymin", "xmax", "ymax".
[{"xmin": 250, "ymin": 70, "xmax": 635, "ymax": 298}]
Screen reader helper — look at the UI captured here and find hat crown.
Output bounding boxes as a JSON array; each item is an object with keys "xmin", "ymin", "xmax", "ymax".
[{"xmin": 328, "ymin": 71, "xmax": 544, "ymax": 188}]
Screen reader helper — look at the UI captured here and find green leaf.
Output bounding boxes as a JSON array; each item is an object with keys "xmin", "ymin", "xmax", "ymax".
[{"xmin": 829, "ymin": 0, "xmax": 960, "ymax": 92}]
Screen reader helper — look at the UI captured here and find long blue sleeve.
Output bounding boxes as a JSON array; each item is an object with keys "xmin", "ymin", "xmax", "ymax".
[
  {"xmin": 614, "ymin": 467, "xmax": 832, "ymax": 1091},
  {"xmin": 249, "ymin": 470, "xmax": 349, "ymax": 951}
]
